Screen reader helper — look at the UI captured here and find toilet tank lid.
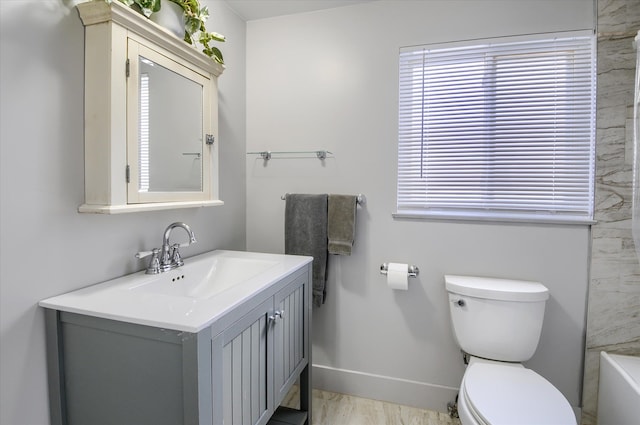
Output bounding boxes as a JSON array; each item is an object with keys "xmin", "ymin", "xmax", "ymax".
[{"xmin": 445, "ymin": 275, "xmax": 549, "ymax": 302}]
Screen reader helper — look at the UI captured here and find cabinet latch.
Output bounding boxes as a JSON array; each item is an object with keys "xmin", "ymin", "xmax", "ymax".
[{"xmin": 205, "ymin": 134, "xmax": 215, "ymax": 145}]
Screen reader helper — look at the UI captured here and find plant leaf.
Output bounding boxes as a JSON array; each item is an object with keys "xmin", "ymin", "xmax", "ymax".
[
  {"xmin": 210, "ymin": 32, "xmax": 225, "ymax": 42},
  {"xmin": 209, "ymin": 46, "xmax": 223, "ymax": 64}
]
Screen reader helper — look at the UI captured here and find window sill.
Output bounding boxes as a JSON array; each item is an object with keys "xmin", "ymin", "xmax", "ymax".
[{"xmin": 393, "ymin": 210, "xmax": 596, "ymax": 226}]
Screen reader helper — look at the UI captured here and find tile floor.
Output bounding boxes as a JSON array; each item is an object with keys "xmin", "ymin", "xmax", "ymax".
[{"xmin": 281, "ymin": 386, "xmax": 462, "ymax": 425}]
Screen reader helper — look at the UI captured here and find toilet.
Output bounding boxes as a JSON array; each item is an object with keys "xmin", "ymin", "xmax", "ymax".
[{"xmin": 445, "ymin": 275, "xmax": 576, "ymax": 425}]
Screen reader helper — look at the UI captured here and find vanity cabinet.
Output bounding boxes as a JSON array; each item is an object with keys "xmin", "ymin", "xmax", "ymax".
[
  {"xmin": 43, "ymin": 265, "xmax": 311, "ymax": 425},
  {"xmin": 217, "ymin": 298, "xmax": 272, "ymax": 425},
  {"xmin": 75, "ymin": 0, "xmax": 224, "ymax": 214},
  {"xmin": 216, "ymin": 278, "xmax": 308, "ymax": 425},
  {"xmin": 273, "ymin": 279, "xmax": 308, "ymax": 405}
]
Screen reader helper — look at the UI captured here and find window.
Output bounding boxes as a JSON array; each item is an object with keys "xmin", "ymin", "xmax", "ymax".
[
  {"xmin": 397, "ymin": 32, "xmax": 596, "ymax": 223},
  {"xmin": 139, "ymin": 71, "xmax": 150, "ymax": 192}
]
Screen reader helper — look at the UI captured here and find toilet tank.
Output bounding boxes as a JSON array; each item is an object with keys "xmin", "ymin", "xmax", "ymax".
[{"xmin": 445, "ymin": 275, "xmax": 549, "ymax": 362}]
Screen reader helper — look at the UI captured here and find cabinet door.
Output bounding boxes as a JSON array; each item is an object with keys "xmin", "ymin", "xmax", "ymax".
[
  {"xmin": 219, "ymin": 298, "xmax": 273, "ymax": 425},
  {"xmin": 126, "ymin": 38, "xmax": 213, "ymax": 204},
  {"xmin": 273, "ymin": 275, "xmax": 308, "ymax": 405}
]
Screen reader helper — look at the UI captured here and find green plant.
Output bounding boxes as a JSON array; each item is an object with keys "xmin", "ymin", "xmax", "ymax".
[
  {"xmin": 118, "ymin": 0, "xmax": 161, "ymax": 18},
  {"xmin": 113, "ymin": 0, "xmax": 225, "ymax": 65},
  {"xmin": 167, "ymin": 0, "xmax": 225, "ymax": 65}
]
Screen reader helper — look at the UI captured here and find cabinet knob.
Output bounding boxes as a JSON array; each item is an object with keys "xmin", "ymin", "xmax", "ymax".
[{"xmin": 268, "ymin": 310, "xmax": 284, "ymax": 323}]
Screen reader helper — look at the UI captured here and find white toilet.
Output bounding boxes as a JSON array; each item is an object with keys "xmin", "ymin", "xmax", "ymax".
[{"xmin": 445, "ymin": 275, "xmax": 576, "ymax": 425}]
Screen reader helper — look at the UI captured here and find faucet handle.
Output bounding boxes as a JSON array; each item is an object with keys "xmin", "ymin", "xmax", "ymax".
[
  {"xmin": 135, "ymin": 249, "xmax": 157, "ymax": 259},
  {"xmin": 175, "ymin": 240, "xmax": 194, "ymax": 249},
  {"xmin": 170, "ymin": 243, "xmax": 185, "ymax": 268},
  {"xmin": 135, "ymin": 248, "xmax": 161, "ymax": 274}
]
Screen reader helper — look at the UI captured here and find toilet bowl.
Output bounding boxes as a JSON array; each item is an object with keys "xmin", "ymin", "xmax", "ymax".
[
  {"xmin": 445, "ymin": 275, "xmax": 576, "ymax": 425},
  {"xmin": 457, "ymin": 357, "xmax": 576, "ymax": 425}
]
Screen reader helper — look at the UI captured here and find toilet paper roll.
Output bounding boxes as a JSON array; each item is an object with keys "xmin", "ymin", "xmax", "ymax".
[{"xmin": 386, "ymin": 262, "xmax": 409, "ymax": 290}]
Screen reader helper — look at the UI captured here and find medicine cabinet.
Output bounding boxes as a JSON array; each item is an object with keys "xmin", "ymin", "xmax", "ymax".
[{"xmin": 76, "ymin": 0, "xmax": 224, "ymax": 214}]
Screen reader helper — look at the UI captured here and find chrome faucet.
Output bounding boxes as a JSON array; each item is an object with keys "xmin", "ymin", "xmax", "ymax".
[
  {"xmin": 160, "ymin": 222, "xmax": 196, "ymax": 272},
  {"xmin": 136, "ymin": 222, "xmax": 197, "ymax": 274}
]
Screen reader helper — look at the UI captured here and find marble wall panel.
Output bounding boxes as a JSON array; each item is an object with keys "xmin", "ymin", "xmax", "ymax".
[
  {"xmin": 598, "ymin": 0, "xmax": 640, "ymax": 33},
  {"xmin": 583, "ymin": 1, "xmax": 640, "ymax": 423}
]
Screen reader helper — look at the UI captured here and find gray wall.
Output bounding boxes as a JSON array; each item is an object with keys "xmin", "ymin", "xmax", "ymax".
[
  {"xmin": 0, "ymin": 1, "xmax": 246, "ymax": 424},
  {"xmin": 582, "ymin": 0, "xmax": 640, "ymax": 423},
  {"xmin": 245, "ymin": 0, "xmax": 594, "ymax": 414}
]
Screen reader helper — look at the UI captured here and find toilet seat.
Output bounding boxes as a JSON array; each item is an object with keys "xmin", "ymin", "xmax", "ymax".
[{"xmin": 462, "ymin": 362, "xmax": 576, "ymax": 425}]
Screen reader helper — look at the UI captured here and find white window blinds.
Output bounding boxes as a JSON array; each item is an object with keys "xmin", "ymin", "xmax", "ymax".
[
  {"xmin": 397, "ymin": 32, "xmax": 596, "ymax": 223},
  {"xmin": 139, "ymin": 72, "xmax": 150, "ymax": 192}
]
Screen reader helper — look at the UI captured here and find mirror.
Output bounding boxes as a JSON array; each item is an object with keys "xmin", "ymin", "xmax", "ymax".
[
  {"xmin": 138, "ymin": 56, "xmax": 203, "ymax": 193},
  {"xmin": 127, "ymin": 40, "xmax": 213, "ymax": 205}
]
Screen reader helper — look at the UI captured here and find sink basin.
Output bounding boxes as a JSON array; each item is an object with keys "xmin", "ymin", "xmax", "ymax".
[
  {"xmin": 39, "ymin": 250, "xmax": 312, "ymax": 332},
  {"xmin": 129, "ymin": 256, "xmax": 278, "ymax": 299}
]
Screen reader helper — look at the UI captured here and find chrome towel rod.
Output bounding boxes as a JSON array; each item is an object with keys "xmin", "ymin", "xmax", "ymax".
[{"xmin": 281, "ymin": 193, "xmax": 366, "ymax": 205}]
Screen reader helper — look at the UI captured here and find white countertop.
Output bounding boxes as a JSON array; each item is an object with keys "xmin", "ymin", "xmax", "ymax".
[{"xmin": 39, "ymin": 250, "xmax": 312, "ymax": 332}]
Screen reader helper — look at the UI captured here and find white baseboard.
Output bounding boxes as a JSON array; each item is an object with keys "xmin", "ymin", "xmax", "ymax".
[{"xmin": 311, "ymin": 364, "xmax": 460, "ymax": 414}]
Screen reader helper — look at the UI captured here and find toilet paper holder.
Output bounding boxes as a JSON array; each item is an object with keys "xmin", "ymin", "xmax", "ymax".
[{"xmin": 380, "ymin": 263, "xmax": 419, "ymax": 278}]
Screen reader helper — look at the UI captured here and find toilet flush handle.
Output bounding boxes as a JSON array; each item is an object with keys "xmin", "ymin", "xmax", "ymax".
[{"xmin": 451, "ymin": 299, "xmax": 466, "ymax": 307}]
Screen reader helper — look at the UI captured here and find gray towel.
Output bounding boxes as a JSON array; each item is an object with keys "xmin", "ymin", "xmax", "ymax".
[
  {"xmin": 285, "ymin": 194, "xmax": 328, "ymax": 307},
  {"xmin": 328, "ymin": 194, "xmax": 357, "ymax": 256}
]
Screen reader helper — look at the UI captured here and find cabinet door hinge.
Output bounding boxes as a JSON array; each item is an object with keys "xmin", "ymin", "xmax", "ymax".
[
  {"xmin": 206, "ymin": 134, "xmax": 215, "ymax": 145},
  {"xmin": 126, "ymin": 59, "xmax": 130, "ymax": 78},
  {"xmin": 126, "ymin": 165, "xmax": 130, "ymax": 183}
]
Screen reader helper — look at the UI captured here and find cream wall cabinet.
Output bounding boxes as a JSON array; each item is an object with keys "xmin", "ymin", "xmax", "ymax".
[{"xmin": 76, "ymin": 1, "xmax": 224, "ymax": 214}]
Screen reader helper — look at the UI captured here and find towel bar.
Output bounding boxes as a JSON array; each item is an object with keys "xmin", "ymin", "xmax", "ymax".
[
  {"xmin": 380, "ymin": 263, "xmax": 419, "ymax": 278},
  {"xmin": 281, "ymin": 193, "xmax": 366, "ymax": 205}
]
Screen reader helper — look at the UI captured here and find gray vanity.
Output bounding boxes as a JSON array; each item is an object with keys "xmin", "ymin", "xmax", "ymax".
[{"xmin": 40, "ymin": 250, "xmax": 313, "ymax": 425}]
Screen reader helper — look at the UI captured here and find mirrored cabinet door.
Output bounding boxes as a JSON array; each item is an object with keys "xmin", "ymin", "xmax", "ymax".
[{"xmin": 127, "ymin": 40, "xmax": 212, "ymax": 203}]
